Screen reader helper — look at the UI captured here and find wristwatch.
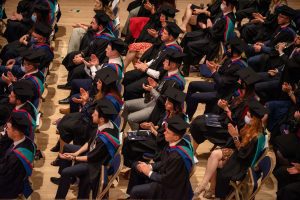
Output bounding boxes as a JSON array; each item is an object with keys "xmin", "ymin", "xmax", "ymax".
[{"xmin": 233, "ymin": 136, "xmax": 239, "ymax": 142}]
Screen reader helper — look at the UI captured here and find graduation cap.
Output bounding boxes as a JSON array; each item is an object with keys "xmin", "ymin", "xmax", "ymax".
[
  {"xmin": 248, "ymin": 100, "xmax": 268, "ymax": 119},
  {"xmin": 102, "ymin": 0, "xmax": 112, "ymax": 6},
  {"xmin": 158, "ymin": 5, "xmax": 179, "ymax": 19},
  {"xmin": 165, "ymin": 87, "xmax": 186, "ymax": 104},
  {"xmin": 94, "ymin": 11, "xmax": 111, "ymax": 26},
  {"xmin": 109, "ymin": 38, "xmax": 128, "ymax": 56},
  {"xmin": 34, "ymin": 2, "xmax": 50, "ymax": 12},
  {"xmin": 94, "ymin": 67, "xmax": 118, "ymax": 85},
  {"xmin": 276, "ymin": 5, "xmax": 296, "ymax": 19},
  {"xmin": 228, "ymin": 37, "xmax": 248, "ymax": 54},
  {"xmin": 165, "ymin": 48, "xmax": 185, "ymax": 64},
  {"xmin": 237, "ymin": 67, "xmax": 261, "ymax": 86},
  {"xmin": 165, "ymin": 22, "xmax": 183, "ymax": 38},
  {"xmin": 95, "ymin": 98, "xmax": 118, "ymax": 120},
  {"xmin": 165, "ymin": 115, "xmax": 189, "ymax": 136},
  {"xmin": 20, "ymin": 49, "xmax": 44, "ymax": 64},
  {"xmin": 224, "ymin": 0, "xmax": 238, "ymax": 7},
  {"xmin": 13, "ymin": 80, "xmax": 34, "ymax": 100},
  {"xmin": 10, "ymin": 111, "xmax": 30, "ymax": 134},
  {"xmin": 33, "ymin": 22, "xmax": 52, "ymax": 38}
]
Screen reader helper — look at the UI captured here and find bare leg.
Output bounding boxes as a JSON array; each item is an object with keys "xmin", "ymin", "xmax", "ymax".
[
  {"xmin": 180, "ymin": 4, "xmax": 193, "ymax": 32},
  {"xmin": 124, "ymin": 51, "xmax": 138, "ymax": 72},
  {"xmin": 195, "ymin": 149, "xmax": 223, "ymax": 195},
  {"xmin": 192, "ymin": 139, "xmax": 199, "ymax": 154}
]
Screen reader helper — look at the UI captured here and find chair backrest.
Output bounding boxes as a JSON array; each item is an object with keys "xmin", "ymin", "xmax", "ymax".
[
  {"xmin": 96, "ymin": 152, "xmax": 123, "ymax": 200},
  {"xmin": 248, "ymin": 151, "xmax": 276, "ymax": 200}
]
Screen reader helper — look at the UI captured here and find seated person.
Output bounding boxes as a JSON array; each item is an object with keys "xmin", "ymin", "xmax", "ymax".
[
  {"xmin": 51, "ymin": 99, "xmax": 120, "ymax": 199},
  {"xmin": 0, "ymin": 22, "xmax": 53, "ymax": 72},
  {"xmin": 123, "ymin": 5, "xmax": 178, "ymax": 70},
  {"xmin": 1, "ymin": 49, "xmax": 45, "ymax": 109},
  {"xmin": 123, "ymin": 21, "xmax": 182, "ymax": 101},
  {"xmin": 181, "ymin": 0, "xmax": 237, "ymax": 76},
  {"xmin": 193, "ymin": 100, "xmax": 267, "ymax": 199},
  {"xmin": 0, "ymin": 112, "xmax": 35, "ymax": 199},
  {"xmin": 67, "ymin": 0, "xmax": 117, "ymax": 53},
  {"xmin": 126, "ymin": 115, "xmax": 194, "ymax": 200},
  {"xmin": 58, "ymin": 11, "xmax": 114, "ymax": 90},
  {"xmin": 186, "ymin": 37, "xmax": 248, "ymax": 120},
  {"xmin": 58, "ymin": 38, "xmax": 127, "ymax": 107},
  {"xmin": 190, "ymin": 67, "xmax": 261, "ymax": 152},
  {"xmin": 122, "ymin": 87, "xmax": 187, "ymax": 167},
  {"xmin": 50, "ymin": 68, "xmax": 122, "ymax": 166},
  {"xmin": 122, "ymin": 49, "xmax": 185, "ymax": 130}
]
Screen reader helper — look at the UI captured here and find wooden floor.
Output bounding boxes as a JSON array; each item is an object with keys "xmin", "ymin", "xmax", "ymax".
[{"xmin": 1, "ymin": 0, "xmax": 300, "ymax": 199}]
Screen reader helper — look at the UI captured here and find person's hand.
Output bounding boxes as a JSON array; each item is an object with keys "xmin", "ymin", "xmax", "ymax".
[
  {"xmin": 147, "ymin": 77, "xmax": 158, "ymax": 88},
  {"xmin": 136, "ymin": 161, "xmax": 148, "ymax": 172},
  {"xmin": 206, "ymin": 60, "xmax": 218, "ymax": 73},
  {"xmin": 206, "ymin": 18, "xmax": 213, "ymax": 28},
  {"xmin": 142, "ymin": 83, "xmax": 153, "ymax": 92},
  {"xmin": 217, "ymin": 99, "xmax": 229, "ymax": 110},
  {"xmin": 198, "ymin": 22, "xmax": 207, "ymax": 29},
  {"xmin": 137, "ymin": 161, "xmax": 152, "ymax": 176},
  {"xmin": 287, "ymin": 163, "xmax": 300, "ymax": 175},
  {"xmin": 2, "ymin": 72, "xmax": 16, "ymax": 85},
  {"xmin": 276, "ymin": 42, "xmax": 286, "ymax": 54},
  {"xmin": 59, "ymin": 153, "xmax": 75, "ymax": 160},
  {"xmin": 267, "ymin": 69, "xmax": 278, "ymax": 77},
  {"xmin": 19, "ymin": 34, "xmax": 29, "ymax": 45},
  {"xmin": 135, "ymin": 61, "xmax": 148, "ymax": 72},
  {"xmin": 294, "ymin": 111, "xmax": 300, "ymax": 121},
  {"xmin": 282, "ymin": 82, "xmax": 292, "ymax": 93},
  {"xmin": 140, "ymin": 122, "xmax": 153, "ymax": 130},
  {"xmin": 83, "ymin": 54, "xmax": 99, "ymax": 68},
  {"xmin": 72, "ymin": 88, "xmax": 89, "ymax": 104},
  {"xmin": 228, "ymin": 123, "xmax": 239, "ymax": 137},
  {"xmin": 15, "ymin": 13, "xmax": 23, "ymax": 21},
  {"xmin": 5, "ymin": 59, "xmax": 16, "ymax": 70},
  {"xmin": 147, "ymin": 29, "xmax": 158, "ymax": 38},
  {"xmin": 73, "ymin": 54, "xmax": 84, "ymax": 65},
  {"xmin": 192, "ymin": 8, "xmax": 205, "ymax": 15}
]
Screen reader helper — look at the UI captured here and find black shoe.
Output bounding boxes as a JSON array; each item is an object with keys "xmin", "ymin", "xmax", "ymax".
[
  {"xmin": 50, "ymin": 177, "xmax": 61, "ymax": 185},
  {"xmin": 51, "ymin": 157, "xmax": 61, "ymax": 166},
  {"xmin": 57, "ymin": 84, "xmax": 71, "ymax": 90},
  {"xmin": 58, "ymin": 97, "xmax": 70, "ymax": 104},
  {"xmin": 50, "ymin": 141, "xmax": 60, "ymax": 152}
]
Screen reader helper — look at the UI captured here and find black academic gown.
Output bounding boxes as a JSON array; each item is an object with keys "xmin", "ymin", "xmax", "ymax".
[
  {"xmin": 3, "ymin": 0, "xmax": 35, "ymax": 43},
  {"xmin": 215, "ymin": 137, "xmax": 259, "ymax": 198},
  {"xmin": 0, "ymin": 137, "xmax": 34, "ymax": 199},
  {"xmin": 128, "ymin": 139, "xmax": 193, "ymax": 200},
  {"xmin": 190, "ymin": 97, "xmax": 248, "ymax": 146}
]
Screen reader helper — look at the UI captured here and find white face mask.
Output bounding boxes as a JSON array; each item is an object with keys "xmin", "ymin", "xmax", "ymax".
[
  {"xmin": 21, "ymin": 64, "xmax": 26, "ymax": 72},
  {"xmin": 220, "ymin": 3, "xmax": 226, "ymax": 11},
  {"xmin": 244, "ymin": 115, "xmax": 252, "ymax": 125}
]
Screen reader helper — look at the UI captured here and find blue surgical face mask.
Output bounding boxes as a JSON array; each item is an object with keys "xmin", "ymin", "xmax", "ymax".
[
  {"xmin": 31, "ymin": 14, "xmax": 37, "ymax": 22},
  {"xmin": 244, "ymin": 115, "xmax": 252, "ymax": 125}
]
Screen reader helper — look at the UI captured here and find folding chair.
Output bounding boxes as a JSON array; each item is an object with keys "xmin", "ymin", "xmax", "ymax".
[{"xmin": 97, "ymin": 151, "xmax": 124, "ymax": 199}]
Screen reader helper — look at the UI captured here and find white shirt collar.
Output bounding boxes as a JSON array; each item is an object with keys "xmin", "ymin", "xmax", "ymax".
[
  {"xmin": 13, "ymin": 136, "xmax": 26, "ymax": 148},
  {"xmin": 24, "ymin": 69, "xmax": 38, "ymax": 77},
  {"xmin": 15, "ymin": 103, "xmax": 26, "ymax": 110},
  {"xmin": 167, "ymin": 69, "xmax": 178, "ymax": 76},
  {"xmin": 169, "ymin": 139, "xmax": 182, "ymax": 147},
  {"xmin": 98, "ymin": 121, "xmax": 114, "ymax": 132},
  {"xmin": 108, "ymin": 57, "xmax": 123, "ymax": 67}
]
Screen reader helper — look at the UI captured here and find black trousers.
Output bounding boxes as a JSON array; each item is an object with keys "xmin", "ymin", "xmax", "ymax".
[
  {"xmin": 123, "ymin": 70, "xmax": 147, "ymax": 101},
  {"xmin": 55, "ymin": 144, "xmax": 91, "ymax": 199}
]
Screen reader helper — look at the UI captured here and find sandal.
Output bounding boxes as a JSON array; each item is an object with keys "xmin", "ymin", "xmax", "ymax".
[{"xmin": 203, "ymin": 190, "xmax": 215, "ymax": 199}]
